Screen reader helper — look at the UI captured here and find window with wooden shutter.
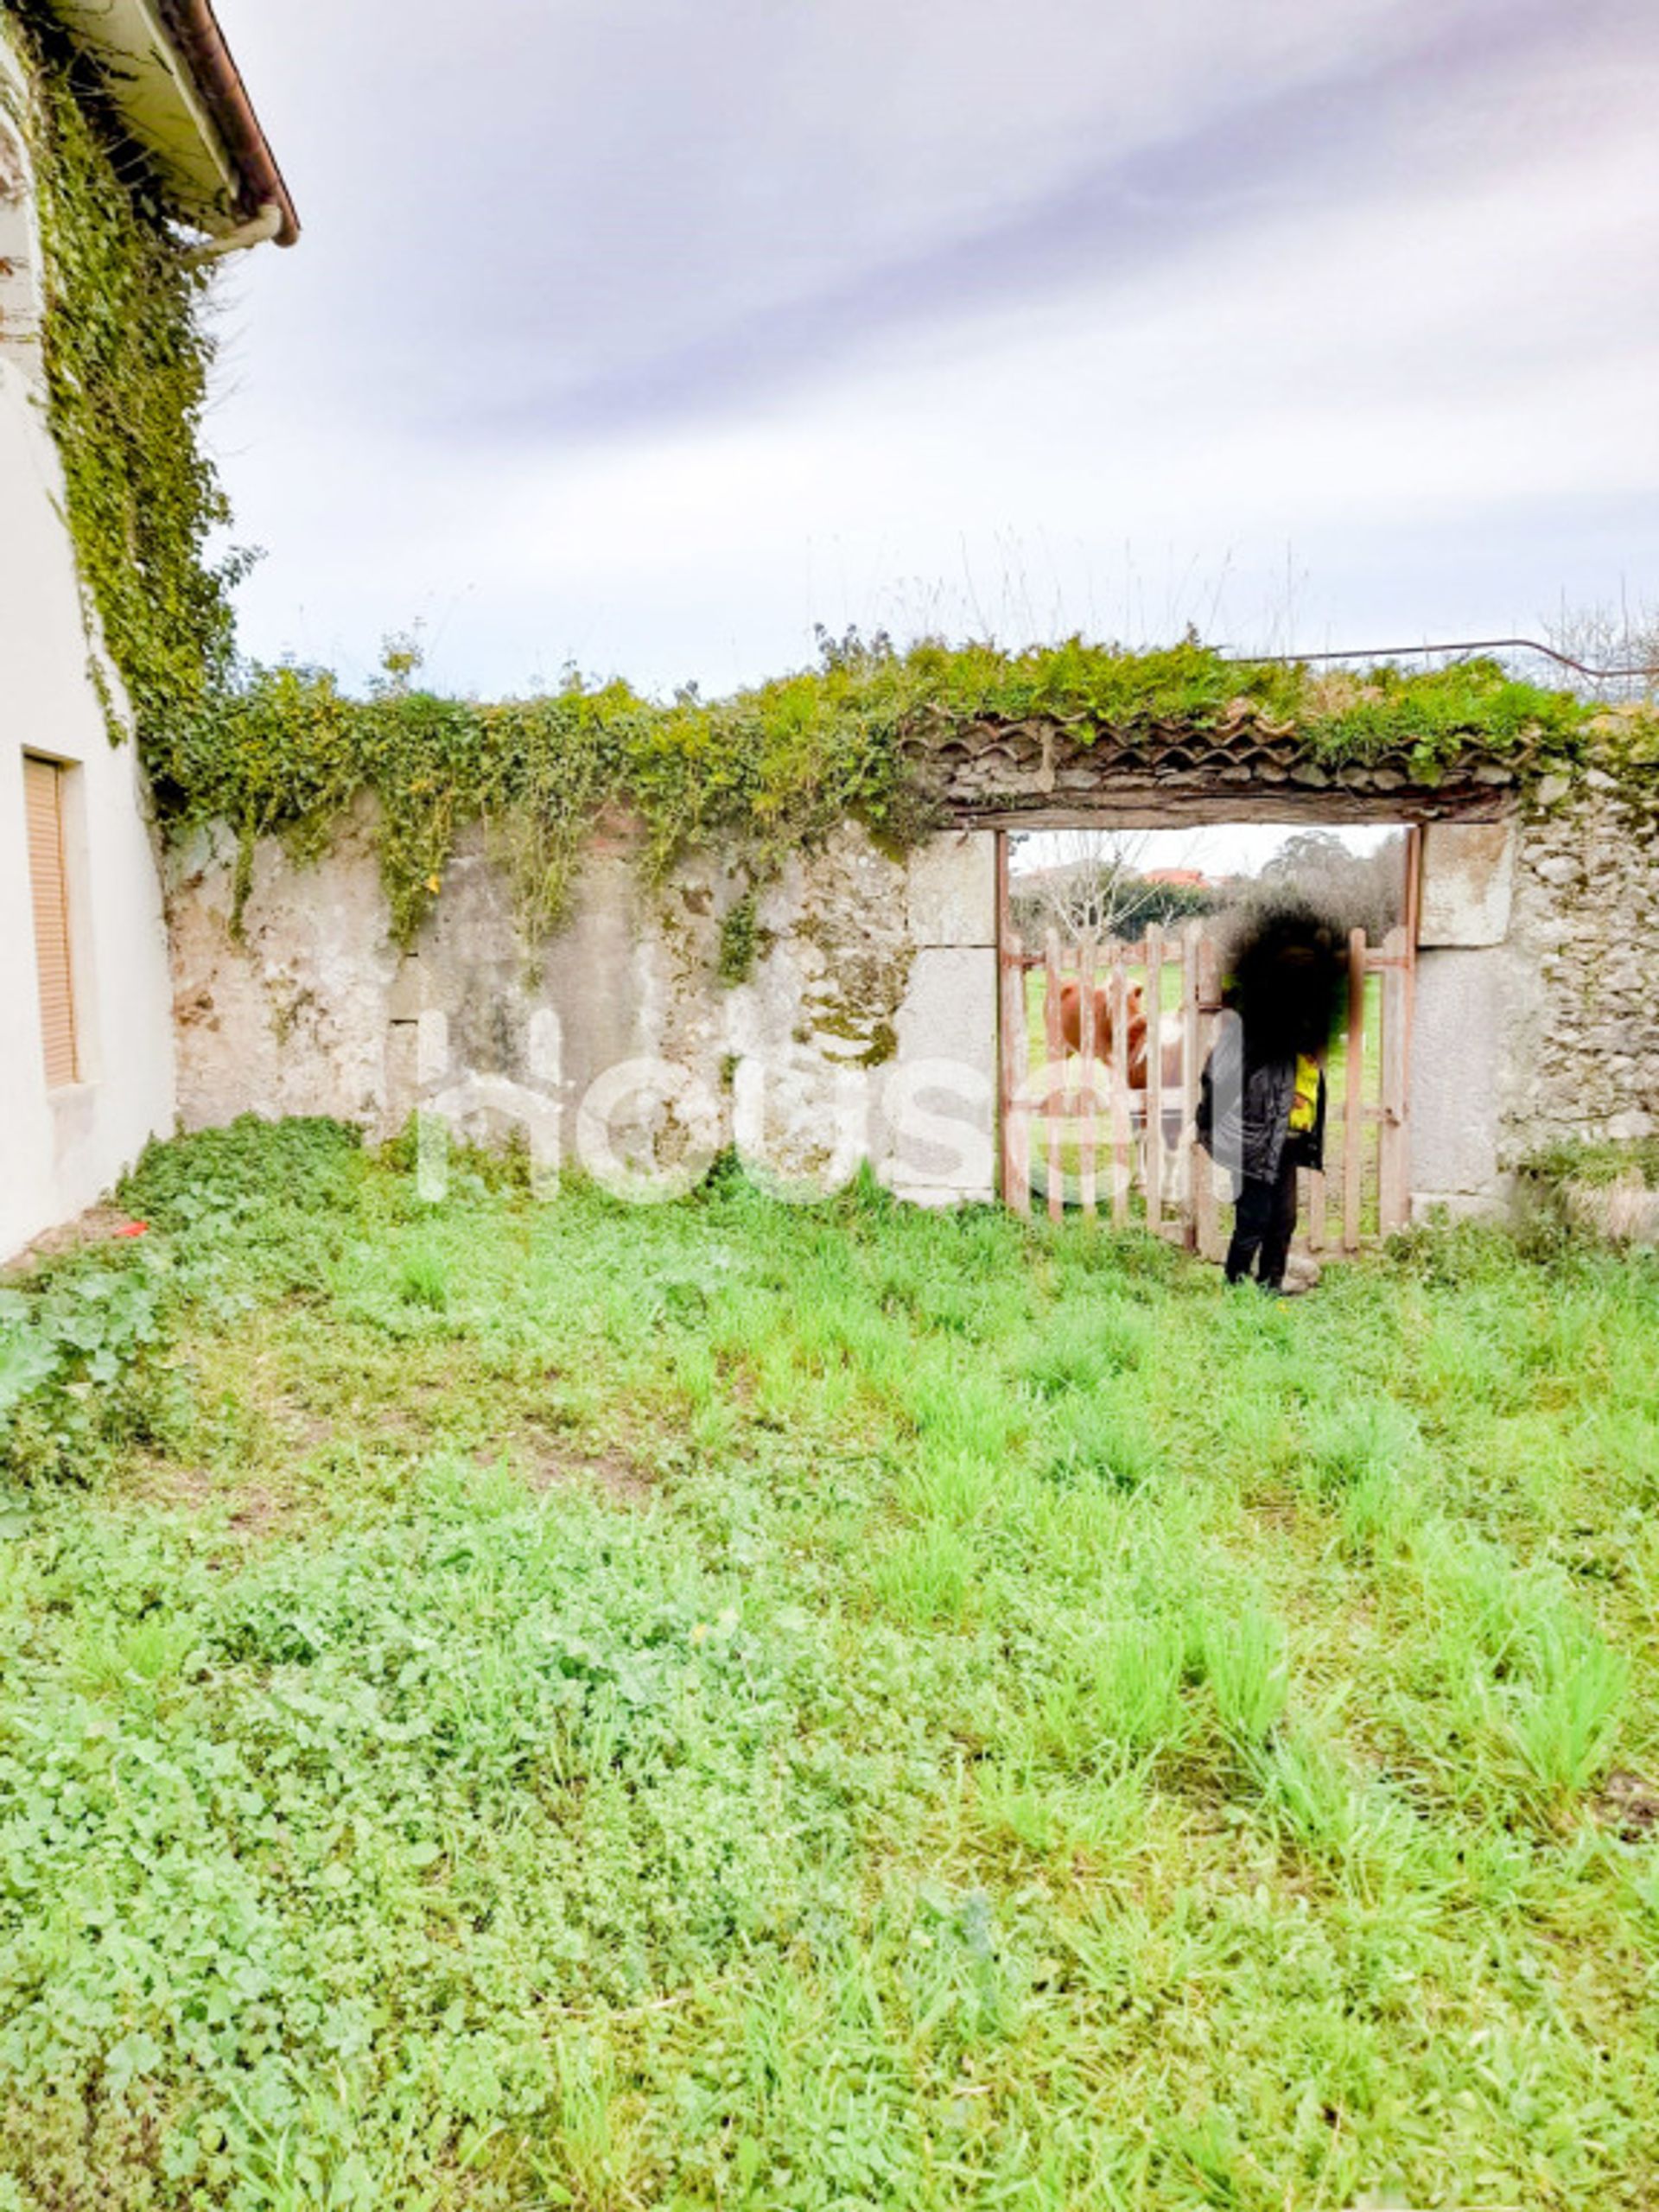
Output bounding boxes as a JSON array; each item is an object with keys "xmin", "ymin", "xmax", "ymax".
[{"xmin": 23, "ymin": 755, "xmax": 79, "ymax": 1089}]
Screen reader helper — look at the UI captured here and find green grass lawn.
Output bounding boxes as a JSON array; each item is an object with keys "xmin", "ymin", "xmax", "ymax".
[{"xmin": 3, "ymin": 1119, "xmax": 1658, "ymax": 2209}]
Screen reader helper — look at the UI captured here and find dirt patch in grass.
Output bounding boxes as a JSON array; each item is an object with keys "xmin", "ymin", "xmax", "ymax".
[
  {"xmin": 1597, "ymin": 1770, "xmax": 1659, "ymax": 1841},
  {"xmin": 494, "ymin": 1442, "xmax": 658, "ymax": 1506},
  {"xmin": 1247, "ymin": 1493, "xmax": 1301, "ymax": 1532},
  {"xmin": 274, "ymin": 1402, "xmax": 337, "ymax": 1452},
  {"xmin": 128, "ymin": 1460, "xmax": 219, "ymax": 1515},
  {"xmin": 4, "ymin": 1204, "xmax": 148, "ymax": 1275},
  {"xmin": 127, "ymin": 1460, "xmax": 298, "ymax": 1548},
  {"xmin": 223, "ymin": 1484, "xmax": 290, "ymax": 1536}
]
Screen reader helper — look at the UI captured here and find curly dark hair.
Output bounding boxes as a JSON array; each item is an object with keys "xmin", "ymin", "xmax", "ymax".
[{"xmin": 1224, "ymin": 899, "xmax": 1350, "ymax": 1059}]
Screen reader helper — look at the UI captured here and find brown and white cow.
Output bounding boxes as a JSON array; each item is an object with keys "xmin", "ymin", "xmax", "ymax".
[{"xmin": 1057, "ymin": 976, "xmax": 1185, "ymax": 1148}]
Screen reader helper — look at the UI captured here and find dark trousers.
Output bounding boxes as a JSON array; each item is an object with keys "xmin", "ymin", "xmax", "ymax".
[{"xmin": 1225, "ymin": 1139, "xmax": 1304, "ymax": 1288}]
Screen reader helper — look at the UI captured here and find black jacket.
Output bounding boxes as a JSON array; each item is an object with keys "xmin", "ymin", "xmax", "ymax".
[{"xmin": 1196, "ymin": 1016, "xmax": 1326, "ymax": 1191}]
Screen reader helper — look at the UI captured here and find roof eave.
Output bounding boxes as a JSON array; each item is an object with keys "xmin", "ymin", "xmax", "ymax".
[{"xmin": 45, "ymin": 0, "xmax": 298, "ymax": 245}]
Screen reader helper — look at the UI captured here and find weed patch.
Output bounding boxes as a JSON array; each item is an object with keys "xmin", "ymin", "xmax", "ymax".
[{"xmin": 1, "ymin": 1122, "xmax": 1657, "ymax": 2206}]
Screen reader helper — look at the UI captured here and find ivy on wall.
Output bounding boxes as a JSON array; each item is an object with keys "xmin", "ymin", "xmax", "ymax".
[
  {"xmin": 165, "ymin": 634, "xmax": 1620, "ymax": 951},
  {"xmin": 160, "ymin": 641, "xmax": 947, "ymax": 946},
  {"xmin": 10, "ymin": 5, "xmax": 241, "ymax": 747}
]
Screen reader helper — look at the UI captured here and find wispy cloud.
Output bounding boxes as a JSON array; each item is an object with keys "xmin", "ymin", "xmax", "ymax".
[
  {"xmin": 454, "ymin": 0, "xmax": 1637, "ymax": 440},
  {"xmin": 210, "ymin": 0, "xmax": 1659, "ymax": 691}
]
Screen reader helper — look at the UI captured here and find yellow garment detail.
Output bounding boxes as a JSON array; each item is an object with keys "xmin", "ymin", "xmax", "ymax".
[{"xmin": 1288, "ymin": 1054, "xmax": 1319, "ymax": 1134}]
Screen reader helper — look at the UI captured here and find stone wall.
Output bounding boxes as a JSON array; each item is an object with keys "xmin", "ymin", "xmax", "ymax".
[
  {"xmin": 166, "ymin": 767, "xmax": 1659, "ymax": 1224},
  {"xmin": 1408, "ymin": 786, "xmax": 1659, "ymax": 1216},
  {"xmin": 1508, "ymin": 779, "xmax": 1659, "ymax": 1149},
  {"xmin": 166, "ymin": 811, "xmax": 1001, "ymax": 1206}
]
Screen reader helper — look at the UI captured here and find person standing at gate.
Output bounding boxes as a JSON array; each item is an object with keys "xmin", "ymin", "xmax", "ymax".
[{"xmin": 1195, "ymin": 907, "xmax": 1344, "ymax": 1295}]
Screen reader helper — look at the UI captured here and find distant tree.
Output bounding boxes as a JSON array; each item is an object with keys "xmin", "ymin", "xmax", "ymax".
[
  {"xmin": 1263, "ymin": 830, "xmax": 1348, "ymax": 881},
  {"xmin": 1540, "ymin": 599, "xmax": 1659, "ymax": 703},
  {"xmin": 1128, "ymin": 878, "xmax": 1217, "ymax": 935},
  {"xmin": 1251, "ymin": 828, "xmax": 1406, "ymax": 942},
  {"xmin": 1010, "ymin": 830, "xmax": 1214, "ymax": 944}
]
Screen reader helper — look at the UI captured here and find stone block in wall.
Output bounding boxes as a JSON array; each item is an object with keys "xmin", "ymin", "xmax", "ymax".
[
  {"xmin": 879, "ymin": 944, "xmax": 998, "ymax": 1202},
  {"xmin": 1418, "ymin": 820, "xmax": 1516, "ymax": 947},
  {"xmin": 1409, "ymin": 946, "xmax": 1503, "ymax": 1201},
  {"xmin": 387, "ymin": 956, "xmax": 436, "ymax": 1019},
  {"xmin": 906, "ymin": 831, "xmax": 997, "ymax": 948},
  {"xmin": 385, "ymin": 1017, "xmax": 421, "ymax": 1131}
]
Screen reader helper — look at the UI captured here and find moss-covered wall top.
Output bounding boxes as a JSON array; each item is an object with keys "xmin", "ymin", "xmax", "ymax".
[{"xmin": 158, "ymin": 637, "xmax": 1656, "ymax": 951}]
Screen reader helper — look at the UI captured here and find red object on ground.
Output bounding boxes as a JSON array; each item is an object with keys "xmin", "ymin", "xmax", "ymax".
[{"xmin": 114, "ymin": 1222, "xmax": 149, "ymax": 1238}]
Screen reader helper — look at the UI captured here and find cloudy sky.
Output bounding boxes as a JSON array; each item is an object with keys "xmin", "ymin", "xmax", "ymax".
[{"xmin": 208, "ymin": 0, "xmax": 1659, "ymax": 700}]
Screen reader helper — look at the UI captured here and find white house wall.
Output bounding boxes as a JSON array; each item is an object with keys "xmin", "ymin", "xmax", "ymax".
[{"xmin": 0, "ymin": 25, "xmax": 177, "ymax": 1261}]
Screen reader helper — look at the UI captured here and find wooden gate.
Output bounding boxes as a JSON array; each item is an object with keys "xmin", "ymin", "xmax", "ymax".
[{"xmin": 995, "ymin": 841, "xmax": 1414, "ymax": 1255}]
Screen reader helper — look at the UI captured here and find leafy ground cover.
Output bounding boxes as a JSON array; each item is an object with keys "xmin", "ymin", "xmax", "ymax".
[{"xmin": 2, "ymin": 1119, "xmax": 1657, "ymax": 2209}]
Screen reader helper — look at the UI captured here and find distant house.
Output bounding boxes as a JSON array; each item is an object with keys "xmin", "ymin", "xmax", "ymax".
[
  {"xmin": 1142, "ymin": 867, "xmax": 1210, "ymax": 890},
  {"xmin": 0, "ymin": 2, "xmax": 294, "ymax": 1259}
]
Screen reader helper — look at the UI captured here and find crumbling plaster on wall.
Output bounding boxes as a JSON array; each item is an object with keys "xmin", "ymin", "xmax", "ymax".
[
  {"xmin": 166, "ymin": 814, "xmax": 1001, "ymax": 1204},
  {"xmin": 168, "ymin": 800, "xmax": 400, "ymax": 1129}
]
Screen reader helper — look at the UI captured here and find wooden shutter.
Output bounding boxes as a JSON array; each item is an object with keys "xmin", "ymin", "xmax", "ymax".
[{"xmin": 23, "ymin": 755, "xmax": 78, "ymax": 1088}]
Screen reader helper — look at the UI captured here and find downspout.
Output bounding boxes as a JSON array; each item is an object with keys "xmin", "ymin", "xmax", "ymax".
[
  {"xmin": 154, "ymin": 0, "xmax": 300, "ymax": 245},
  {"xmin": 184, "ymin": 198, "xmax": 282, "ymax": 263}
]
